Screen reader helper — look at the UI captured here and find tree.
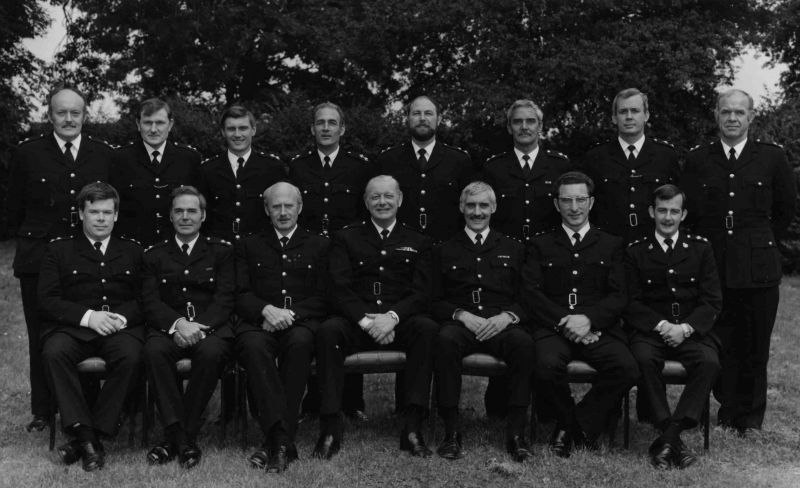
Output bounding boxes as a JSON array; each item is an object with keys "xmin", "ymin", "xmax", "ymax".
[{"xmin": 762, "ymin": 0, "xmax": 800, "ymax": 97}]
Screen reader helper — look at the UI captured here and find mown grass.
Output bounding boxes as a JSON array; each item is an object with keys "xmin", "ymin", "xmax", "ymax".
[{"xmin": 0, "ymin": 239, "xmax": 798, "ymax": 487}]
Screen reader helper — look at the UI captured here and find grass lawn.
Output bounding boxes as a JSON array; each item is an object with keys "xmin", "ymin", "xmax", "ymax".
[{"xmin": 0, "ymin": 238, "xmax": 798, "ymax": 487}]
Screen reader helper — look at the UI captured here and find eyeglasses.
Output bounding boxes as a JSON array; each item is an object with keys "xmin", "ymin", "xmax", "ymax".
[{"xmin": 557, "ymin": 196, "xmax": 591, "ymax": 206}]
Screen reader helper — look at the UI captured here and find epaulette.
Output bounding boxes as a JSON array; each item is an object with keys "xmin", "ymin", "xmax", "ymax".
[
  {"xmin": 689, "ymin": 141, "xmax": 714, "ymax": 152},
  {"xmin": 291, "ymin": 150, "xmax": 314, "ymax": 162},
  {"xmin": 588, "ymin": 139, "xmax": 613, "ymax": 150},
  {"xmin": 86, "ymin": 135, "xmax": 115, "ymax": 148},
  {"xmin": 343, "ymin": 221, "xmax": 367, "ymax": 230},
  {"xmin": 534, "ymin": 227, "xmax": 555, "ymax": 237},
  {"xmin": 258, "ymin": 151, "xmax": 283, "ymax": 161},
  {"xmin": 171, "ymin": 141, "xmax": 201, "ymax": 154},
  {"xmin": 48, "ymin": 235, "xmax": 72, "ymax": 243},
  {"xmin": 546, "ymin": 149, "xmax": 569, "ymax": 160},
  {"xmin": 486, "ymin": 152, "xmax": 510, "ymax": 163},
  {"xmin": 205, "ymin": 235, "xmax": 232, "ymax": 246},
  {"xmin": 379, "ymin": 144, "xmax": 400, "ymax": 154},
  {"xmin": 441, "ymin": 142, "xmax": 469, "ymax": 156},
  {"xmin": 145, "ymin": 239, "xmax": 170, "ymax": 253},
  {"xmin": 17, "ymin": 134, "xmax": 46, "ymax": 147},
  {"xmin": 627, "ymin": 238, "xmax": 648, "ymax": 248},
  {"xmin": 651, "ymin": 137, "xmax": 675, "ymax": 149},
  {"xmin": 345, "ymin": 150, "xmax": 370, "ymax": 163},
  {"xmin": 686, "ymin": 234, "xmax": 708, "ymax": 243},
  {"xmin": 756, "ymin": 139, "xmax": 784, "ymax": 149},
  {"xmin": 119, "ymin": 235, "xmax": 141, "ymax": 246},
  {"xmin": 201, "ymin": 156, "xmax": 214, "ymax": 165}
]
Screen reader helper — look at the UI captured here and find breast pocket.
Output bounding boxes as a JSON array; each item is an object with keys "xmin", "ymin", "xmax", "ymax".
[
  {"xmin": 541, "ymin": 260, "xmax": 571, "ymax": 295},
  {"xmin": 744, "ymin": 175, "xmax": 773, "ymax": 211}
]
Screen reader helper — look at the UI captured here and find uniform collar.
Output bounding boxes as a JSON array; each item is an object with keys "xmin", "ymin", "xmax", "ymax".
[
  {"xmin": 514, "ymin": 146, "xmax": 540, "ymax": 167},
  {"xmin": 175, "ymin": 234, "xmax": 200, "ymax": 255}
]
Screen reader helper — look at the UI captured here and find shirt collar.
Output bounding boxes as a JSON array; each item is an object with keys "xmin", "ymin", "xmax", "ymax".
[
  {"xmin": 175, "ymin": 234, "xmax": 200, "ymax": 254},
  {"xmin": 412, "ymin": 139, "xmax": 435, "ymax": 160},
  {"xmin": 372, "ymin": 219, "xmax": 397, "ymax": 237},
  {"xmin": 85, "ymin": 233, "xmax": 111, "ymax": 254},
  {"xmin": 618, "ymin": 135, "xmax": 645, "ymax": 157},
  {"xmin": 227, "ymin": 148, "xmax": 252, "ymax": 167},
  {"xmin": 274, "ymin": 225, "xmax": 298, "ymax": 242},
  {"xmin": 562, "ymin": 222, "xmax": 590, "ymax": 243},
  {"xmin": 317, "ymin": 146, "xmax": 340, "ymax": 165},
  {"xmin": 144, "ymin": 140, "xmax": 167, "ymax": 158},
  {"xmin": 721, "ymin": 138, "xmax": 747, "ymax": 159},
  {"xmin": 514, "ymin": 146, "xmax": 540, "ymax": 167},
  {"xmin": 54, "ymin": 133, "xmax": 81, "ymax": 154},
  {"xmin": 464, "ymin": 226, "xmax": 489, "ymax": 244},
  {"xmin": 654, "ymin": 230, "xmax": 679, "ymax": 252}
]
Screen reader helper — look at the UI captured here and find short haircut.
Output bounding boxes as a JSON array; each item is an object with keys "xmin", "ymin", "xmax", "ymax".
[
  {"xmin": 716, "ymin": 88, "xmax": 754, "ymax": 112},
  {"xmin": 312, "ymin": 101, "xmax": 345, "ymax": 126},
  {"xmin": 612, "ymin": 88, "xmax": 649, "ymax": 115},
  {"xmin": 506, "ymin": 99, "xmax": 544, "ymax": 126},
  {"xmin": 652, "ymin": 184, "xmax": 687, "ymax": 209},
  {"xmin": 77, "ymin": 181, "xmax": 119, "ymax": 211},
  {"xmin": 405, "ymin": 95, "xmax": 440, "ymax": 117},
  {"xmin": 364, "ymin": 175, "xmax": 402, "ymax": 198},
  {"xmin": 263, "ymin": 181, "xmax": 303, "ymax": 206},
  {"xmin": 46, "ymin": 84, "xmax": 88, "ymax": 116},
  {"xmin": 169, "ymin": 185, "xmax": 206, "ymax": 211},
  {"xmin": 139, "ymin": 98, "xmax": 172, "ymax": 119},
  {"xmin": 460, "ymin": 181, "xmax": 496, "ymax": 207},
  {"xmin": 219, "ymin": 104, "xmax": 256, "ymax": 129},
  {"xmin": 553, "ymin": 171, "xmax": 595, "ymax": 196}
]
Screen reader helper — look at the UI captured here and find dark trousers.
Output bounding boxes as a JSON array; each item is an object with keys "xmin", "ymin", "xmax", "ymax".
[
  {"xmin": 19, "ymin": 274, "xmax": 52, "ymax": 417},
  {"xmin": 316, "ymin": 315, "xmax": 437, "ymax": 416},
  {"xmin": 42, "ymin": 331, "xmax": 142, "ymax": 436},
  {"xmin": 534, "ymin": 331, "xmax": 639, "ymax": 436},
  {"xmin": 435, "ymin": 322, "xmax": 534, "ymax": 410},
  {"xmin": 143, "ymin": 333, "xmax": 233, "ymax": 441},
  {"xmin": 236, "ymin": 325, "xmax": 314, "ymax": 442},
  {"xmin": 714, "ymin": 286, "xmax": 779, "ymax": 429},
  {"xmin": 631, "ymin": 333, "xmax": 720, "ymax": 428}
]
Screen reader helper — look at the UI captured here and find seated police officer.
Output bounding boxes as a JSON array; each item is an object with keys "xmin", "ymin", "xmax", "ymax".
[
  {"xmin": 523, "ymin": 171, "xmax": 639, "ymax": 457},
  {"xmin": 624, "ymin": 184, "xmax": 722, "ymax": 469},
  {"xmin": 235, "ymin": 182, "xmax": 330, "ymax": 473},
  {"xmin": 142, "ymin": 186, "xmax": 235, "ymax": 469},
  {"xmin": 433, "ymin": 181, "xmax": 535, "ymax": 462},
  {"xmin": 39, "ymin": 182, "xmax": 144, "ymax": 472},
  {"xmin": 314, "ymin": 175, "xmax": 438, "ymax": 459}
]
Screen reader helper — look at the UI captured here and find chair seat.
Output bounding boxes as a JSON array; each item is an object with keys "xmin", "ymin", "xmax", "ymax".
[
  {"xmin": 661, "ymin": 360, "xmax": 688, "ymax": 383},
  {"xmin": 462, "ymin": 353, "xmax": 508, "ymax": 376},
  {"xmin": 176, "ymin": 358, "xmax": 192, "ymax": 375},
  {"xmin": 342, "ymin": 350, "xmax": 407, "ymax": 373},
  {"xmin": 566, "ymin": 360, "xmax": 598, "ymax": 382},
  {"xmin": 76, "ymin": 356, "xmax": 107, "ymax": 374}
]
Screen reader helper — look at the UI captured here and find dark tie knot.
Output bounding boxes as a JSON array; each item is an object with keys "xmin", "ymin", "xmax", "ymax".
[
  {"xmin": 475, "ymin": 233, "xmax": 483, "ymax": 246},
  {"xmin": 181, "ymin": 243, "xmax": 190, "ymax": 255},
  {"xmin": 627, "ymin": 144, "xmax": 636, "ymax": 162},
  {"xmin": 237, "ymin": 156, "xmax": 244, "ymax": 165},
  {"xmin": 93, "ymin": 241, "xmax": 103, "ymax": 253},
  {"xmin": 323, "ymin": 155, "xmax": 331, "ymax": 168},
  {"xmin": 380, "ymin": 229, "xmax": 390, "ymax": 240},
  {"xmin": 664, "ymin": 237, "xmax": 673, "ymax": 251},
  {"xmin": 572, "ymin": 232, "xmax": 581, "ymax": 245},
  {"xmin": 418, "ymin": 148, "xmax": 427, "ymax": 158},
  {"xmin": 65, "ymin": 141, "xmax": 73, "ymax": 150},
  {"xmin": 151, "ymin": 150, "xmax": 160, "ymax": 165},
  {"xmin": 728, "ymin": 148, "xmax": 737, "ymax": 161},
  {"xmin": 280, "ymin": 236, "xmax": 289, "ymax": 247}
]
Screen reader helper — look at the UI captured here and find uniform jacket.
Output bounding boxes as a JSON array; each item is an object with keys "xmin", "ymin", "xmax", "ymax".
[
  {"xmin": 111, "ymin": 141, "xmax": 201, "ymax": 247},
  {"xmin": 288, "ymin": 149, "xmax": 372, "ymax": 235},
  {"xmin": 199, "ymin": 150, "xmax": 287, "ymax": 242},
  {"xmin": 581, "ymin": 137, "xmax": 680, "ymax": 243},
  {"xmin": 37, "ymin": 235, "xmax": 144, "ymax": 341},
  {"xmin": 328, "ymin": 221, "xmax": 433, "ymax": 324},
  {"xmin": 433, "ymin": 229, "xmax": 527, "ymax": 323},
  {"xmin": 523, "ymin": 226, "xmax": 627, "ymax": 339},
  {"xmin": 623, "ymin": 233, "xmax": 722, "ymax": 342},
  {"xmin": 142, "ymin": 235, "xmax": 235, "ymax": 337},
  {"xmin": 481, "ymin": 147, "xmax": 571, "ymax": 242},
  {"xmin": 235, "ymin": 228, "xmax": 330, "ymax": 332},
  {"xmin": 680, "ymin": 139, "xmax": 796, "ymax": 288},
  {"xmin": 7, "ymin": 134, "xmax": 113, "ymax": 275},
  {"xmin": 376, "ymin": 142, "xmax": 476, "ymax": 242}
]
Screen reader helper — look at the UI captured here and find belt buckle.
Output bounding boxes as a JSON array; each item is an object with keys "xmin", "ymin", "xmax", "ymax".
[
  {"xmin": 284, "ymin": 296, "xmax": 292, "ymax": 309},
  {"xmin": 232, "ymin": 219, "xmax": 240, "ymax": 234},
  {"xmin": 671, "ymin": 302, "xmax": 681, "ymax": 318},
  {"xmin": 70, "ymin": 211, "xmax": 79, "ymax": 226},
  {"xmin": 373, "ymin": 281, "xmax": 381, "ymax": 296},
  {"xmin": 568, "ymin": 292, "xmax": 577, "ymax": 306},
  {"xmin": 522, "ymin": 224, "xmax": 530, "ymax": 239},
  {"xmin": 419, "ymin": 213, "xmax": 427, "ymax": 230},
  {"xmin": 186, "ymin": 302, "xmax": 196, "ymax": 321},
  {"xmin": 472, "ymin": 290, "xmax": 481, "ymax": 304},
  {"xmin": 101, "ymin": 305, "xmax": 110, "ymax": 312},
  {"xmin": 629, "ymin": 213, "xmax": 638, "ymax": 227},
  {"xmin": 725, "ymin": 215, "xmax": 734, "ymax": 229}
]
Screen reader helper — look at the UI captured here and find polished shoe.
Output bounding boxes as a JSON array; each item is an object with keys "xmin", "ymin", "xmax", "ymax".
[
  {"xmin": 80, "ymin": 441, "xmax": 105, "ymax": 472},
  {"xmin": 648, "ymin": 438, "xmax": 675, "ymax": 470},
  {"xmin": 267, "ymin": 445, "xmax": 293, "ymax": 473},
  {"xmin": 178, "ymin": 443, "xmax": 202, "ymax": 469},
  {"xmin": 672, "ymin": 440, "xmax": 697, "ymax": 469},
  {"xmin": 58, "ymin": 439, "xmax": 83, "ymax": 465},
  {"xmin": 146, "ymin": 440, "xmax": 177, "ymax": 465},
  {"xmin": 345, "ymin": 409, "xmax": 369, "ymax": 423},
  {"xmin": 436, "ymin": 432, "xmax": 464, "ymax": 460},
  {"xmin": 312, "ymin": 434, "xmax": 341, "ymax": 460},
  {"xmin": 26, "ymin": 415, "xmax": 48, "ymax": 432},
  {"xmin": 550, "ymin": 429, "xmax": 572, "ymax": 458},
  {"xmin": 400, "ymin": 429, "xmax": 433, "ymax": 457},
  {"xmin": 505, "ymin": 434, "xmax": 532, "ymax": 462}
]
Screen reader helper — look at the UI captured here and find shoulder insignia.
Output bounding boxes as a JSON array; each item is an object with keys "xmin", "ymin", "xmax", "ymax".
[
  {"xmin": 486, "ymin": 152, "xmax": 510, "ymax": 163},
  {"xmin": 201, "ymin": 156, "xmax": 215, "ymax": 165},
  {"xmin": 172, "ymin": 141, "xmax": 201, "ymax": 154},
  {"xmin": 379, "ymin": 144, "xmax": 401, "ymax": 154},
  {"xmin": 48, "ymin": 235, "xmax": 72, "ymax": 243},
  {"xmin": 627, "ymin": 238, "xmax": 647, "ymax": 248},
  {"xmin": 262, "ymin": 152, "xmax": 282, "ymax": 161},
  {"xmin": 86, "ymin": 135, "xmax": 114, "ymax": 148},
  {"xmin": 345, "ymin": 150, "xmax": 370, "ymax": 163},
  {"xmin": 588, "ymin": 139, "xmax": 613, "ymax": 150},
  {"xmin": 18, "ymin": 134, "xmax": 46, "ymax": 146},
  {"xmin": 755, "ymin": 139, "xmax": 784, "ymax": 149},
  {"xmin": 441, "ymin": 142, "xmax": 469, "ymax": 155},
  {"xmin": 119, "ymin": 235, "xmax": 141, "ymax": 246},
  {"xmin": 686, "ymin": 234, "xmax": 708, "ymax": 242},
  {"xmin": 290, "ymin": 150, "xmax": 314, "ymax": 162},
  {"xmin": 651, "ymin": 137, "xmax": 675, "ymax": 148},
  {"xmin": 144, "ymin": 239, "xmax": 170, "ymax": 253},
  {"xmin": 204, "ymin": 235, "xmax": 232, "ymax": 246},
  {"xmin": 546, "ymin": 149, "xmax": 569, "ymax": 160}
]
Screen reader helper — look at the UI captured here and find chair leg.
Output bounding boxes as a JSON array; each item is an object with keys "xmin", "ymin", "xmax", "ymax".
[
  {"xmin": 428, "ymin": 374, "xmax": 437, "ymax": 442},
  {"xmin": 239, "ymin": 368, "xmax": 248, "ymax": 450},
  {"xmin": 49, "ymin": 412, "xmax": 56, "ymax": 451},
  {"xmin": 141, "ymin": 377, "xmax": 149, "ymax": 448},
  {"xmin": 529, "ymin": 387, "xmax": 536, "ymax": 444},
  {"xmin": 144, "ymin": 382, "xmax": 155, "ymax": 446},
  {"xmin": 623, "ymin": 389, "xmax": 630, "ymax": 449},
  {"xmin": 703, "ymin": 397, "xmax": 710, "ymax": 451}
]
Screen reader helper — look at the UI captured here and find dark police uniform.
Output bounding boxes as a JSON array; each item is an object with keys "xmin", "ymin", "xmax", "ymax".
[
  {"xmin": 199, "ymin": 151, "xmax": 287, "ymax": 242},
  {"xmin": 38, "ymin": 235, "xmax": 144, "ymax": 435},
  {"xmin": 288, "ymin": 149, "xmax": 372, "ymax": 236},
  {"xmin": 142, "ymin": 235, "xmax": 235, "ymax": 442},
  {"xmin": 111, "ymin": 141, "xmax": 201, "ymax": 247},
  {"xmin": 235, "ymin": 228, "xmax": 330, "ymax": 442},
  {"xmin": 433, "ymin": 230, "xmax": 534, "ymax": 417},
  {"xmin": 582, "ymin": 138, "xmax": 680, "ymax": 243},
  {"xmin": 482, "ymin": 148, "xmax": 572, "ymax": 242},
  {"xmin": 376, "ymin": 142, "xmax": 476, "ymax": 242},
  {"xmin": 680, "ymin": 139, "xmax": 796, "ymax": 429},
  {"xmin": 317, "ymin": 221, "xmax": 438, "ymax": 417},
  {"xmin": 624, "ymin": 233, "xmax": 722, "ymax": 429},
  {"xmin": 7, "ymin": 133, "xmax": 113, "ymax": 418},
  {"xmin": 523, "ymin": 226, "xmax": 638, "ymax": 437}
]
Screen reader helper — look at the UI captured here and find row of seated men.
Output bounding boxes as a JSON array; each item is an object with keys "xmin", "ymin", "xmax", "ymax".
[{"xmin": 38, "ymin": 172, "xmax": 720, "ymax": 476}]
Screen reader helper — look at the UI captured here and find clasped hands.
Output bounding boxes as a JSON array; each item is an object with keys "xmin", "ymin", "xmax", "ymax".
[
  {"xmin": 87, "ymin": 311, "xmax": 126, "ymax": 337},
  {"xmin": 261, "ymin": 304, "xmax": 296, "ymax": 332},
  {"xmin": 360, "ymin": 313, "xmax": 397, "ymax": 345},
  {"xmin": 173, "ymin": 317, "xmax": 209, "ymax": 348},
  {"xmin": 657, "ymin": 321, "xmax": 687, "ymax": 348},
  {"xmin": 558, "ymin": 314, "xmax": 601, "ymax": 345},
  {"xmin": 456, "ymin": 310, "xmax": 513, "ymax": 342}
]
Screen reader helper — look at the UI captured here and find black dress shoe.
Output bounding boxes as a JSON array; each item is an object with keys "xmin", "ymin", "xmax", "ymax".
[
  {"xmin": 178, "ymin": 443, "xmax": 202, "ymax": 469},
  {"xmin": 648, "ymin": 438, "xmax": 675, "ymax": 470},
  {"xmin": 26, "ymin": 415, "xmax": 48, "ymax": 432},
  {"xmin": 550, "ymin": 429, "xmax": 572, "ymax": 458},
  {"xmin": 400, "ymin": 429, "xmax": 433, "ymax": 458},
  {"xmin": 672, "ymin": 440, "xmax": 696, "ymax": 469},
  {"xmin": 505, "ymin": 434, "xmax": 532, "ymax": 462},
  {"xmin": 345, "ymin": 409, "xmax": 369, "ymax": 423},
  {"xmin": 146, "ymin": 440, "xmax": 177, "ymax": 465},
  {"xmin": 436, "ymin": 432, "xmax": 464, "ymax": 460},
  {"xmin": 312, "ymin": 434, "xmax": 341, "ymax": 460},
  {"xmin": 58, "ymin": 439, "xmax": 83, "ymax": 465},
  {"xmin": 267, "ymin": 445, "xmax": 292, "ymax": 473},
  {"xmin": 80, "ymin": 441, "xmax": 105, "ymax": 472}
]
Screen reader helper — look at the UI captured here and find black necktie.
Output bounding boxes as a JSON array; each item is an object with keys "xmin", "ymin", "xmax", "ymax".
[
  {"xmin": 151, "ymin": 150, "xmax": 160, "ymax": 167},
  {"xmin": 475, "ymin": 233, "xmax": 483, "ymax": 247},
  {"xmin": 236, "ymin": 157, "xmax": 245, "ymax": 177},
  {"xmin": 64, "ymin": 141, "xmax": 75, "ymax": 166},
  {"xmin": 417, "ymin": 148, "xmax": 427, "ymax": 170},
  {"xmin": 381, "ymin": 228, "xmax": 390, "ymax": 240},
  {"xmin": 522, "ymin": 154, "xmax": 532, "ymax": 176},
  {"xmin": 664, "ymin": 237, "xmax": 673, "ymax": 255},
  {"xmin": 627, "ymin": 144, "xmax": 636, "ymax": 163},
  {"xmin": 323, "ymin": 155, "xmax": 331, "ymax": 170},
  {"xmin": 93, "ymin": 241, "xmax": 103, "ymax": 255},
  {"xmin": 728, "ymin": 147, "xmax": 737, "ymax": 165},
  {"xmin": 181, "ymin": 243, "xmax": 190, "ymax": 255},
  {"xmin": 280, "ymin": 236, "xmax": 289, "ymax": 248},
  {"xmin": 572, "ymin": 232, "xmax": 581, "ymax": 247}
]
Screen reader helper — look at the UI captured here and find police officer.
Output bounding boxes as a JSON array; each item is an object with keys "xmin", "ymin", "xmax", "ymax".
[
  {"xmin": 313, "ymin": 175, "xmax": 438, "ymax": 460},
  {"xmin": 235, "ymin": 182, "xmax": 330, "ymax": 473},
  {"xmin": 482, "ymin": 99, "xmax": 572, "ymax": 243},
  {"xmin": 199, "ymin": 104, "xmax": 287, "ymax": 242},
  {"xmin": 376, "ymin": 95, "xmax": 476, "ymax": 243},
  {"xmin": 7, "ymin": 85, "xmax": 113, "ymax": 431},
  {"xmin": 141, "ymin": 186, "xmax": 235, "ymax": 469},
  {"xmin": 433, "ymin": 181, "xmax": 535, "ymax": 463},
  {"xmin": 523, "ymin": 171, "xmax": 639, "ymax": 457},
  {"xmin": 38, "ymin": 182, "xmax": 144, "ymax": 472},
  {"xmin": 681, "ymin": 89, "xmax": 796, "ymax": 435},
  {"xmin": 111, "ymin": 98, "xmax": 202, "ymax": 247},
  {"xmin": 582, "ymin": 88, "xmax": 680, "ymax": 243},
  {"xmin": 624, "ymin": 184, "xmax": 722, "ymax": 469}
]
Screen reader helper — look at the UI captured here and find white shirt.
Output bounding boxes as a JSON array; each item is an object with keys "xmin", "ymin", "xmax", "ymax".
[
  {"xmin": 144, "ymin": 141, "xmax": 167, "ymax": 162},
  {"xmin": 618, "ymin": 135, "xmax": 645, "ymax": 158},
  {"xmin": 372, "ymin": 219, "xmax": 397, "ymax": 238},
  {"xmin": 464, "ymin": 226, "xmax": 489, "ymax": 245},
  {"xmin": 175, "ymin": 234, "xmax": 200, "ymax": 255},
  {"xmin": 412, "ymin": 139, "xmax": 436, "ymax": 161},
  {"xmin": 721, "ymin": 138, "xmax": 747, "ymax": 160},
  {"xmin": 562, "ymin": 222, "xmax": 590, "ymax": 245},
  {"xmin": 54, "ymin": 133, "xmax": 81, "ymax": 160},
  {"xmin": 274, "ymin": 225, "xmax": 298, "ymax": 243},
  {"xmin": 228, "ymin": 148, "xmax": 252, "ymax": 175},
  {"xmin": 317, "ymin": 146, "xmax": 340, "ymax": 167},
  {"xmin": 655, "ymin": 231, "xmax": 679, "ymax": 253},
  {"xmin": 85, "ymin": 234, "xmax": 111, "ymax": 255},
  {"xmin": 514, "ymin": 146, "xmax": 540, "ymax": 169}
]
